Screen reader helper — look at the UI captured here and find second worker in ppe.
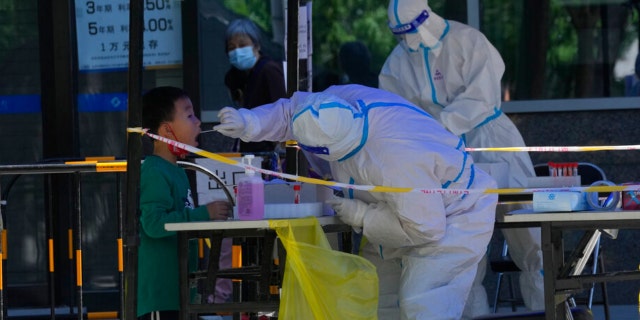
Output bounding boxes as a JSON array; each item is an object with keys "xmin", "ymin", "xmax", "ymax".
[
  {"xmin": 214, "ymin": 84, "xmax": 498, "ymax": 319},
  {"xmin": 379, "ymin": 0, "xmax": 544, "ymax": 316}
]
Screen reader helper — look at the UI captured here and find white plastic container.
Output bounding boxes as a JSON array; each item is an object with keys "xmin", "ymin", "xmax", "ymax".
[
  {"xmin": 232, "ymin": 202, "xmax": 324, "ymax": 219},
  {"xmin": 236, "ymin": 155, "xmax": 265, "ymax": 220},
  {"xmin": 527, "ymin": 176, "xmax": 581, "ymax": 188},
  {"xmin": 533, "ymin": 191, "xmax": 588, "ymax": 212}
]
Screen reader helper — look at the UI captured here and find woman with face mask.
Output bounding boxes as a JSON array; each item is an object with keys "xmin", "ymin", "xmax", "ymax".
[{"xmin": 224, "ymin": 18, "xmax": 286, "ymax": 153}]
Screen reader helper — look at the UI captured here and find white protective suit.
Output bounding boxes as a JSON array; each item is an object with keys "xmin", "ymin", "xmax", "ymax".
[
  {"xmin": 214, "ymin": 84, "xmax": 498, "ymax": 319},
  {"xmin": 380, "ymin": 0, "xmax": 544, "ymax": 315}
]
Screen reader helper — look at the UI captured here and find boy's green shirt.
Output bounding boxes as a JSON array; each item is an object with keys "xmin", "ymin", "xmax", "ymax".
[{"xmin": 137, "ymin": 155, "xmax": 209, "ymax": 316}]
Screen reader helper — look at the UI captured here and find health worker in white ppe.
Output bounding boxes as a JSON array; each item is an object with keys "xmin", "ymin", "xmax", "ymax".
[
  {"xmin": 214, "ymin": 84, "xmax": 498, "ymax": 319},
  {"xmin": 379, "ymin": 0, "xmax": 544, "ymax": 316}
]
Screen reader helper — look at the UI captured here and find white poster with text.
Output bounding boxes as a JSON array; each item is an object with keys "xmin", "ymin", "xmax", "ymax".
[{"xmin": 75, "ymin": 0, "xmax": 182, "ymax": 71}]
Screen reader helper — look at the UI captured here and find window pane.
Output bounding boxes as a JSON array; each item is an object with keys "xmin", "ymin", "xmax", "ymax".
[
  {"xmin": 0, "ymin": 0, "xmax": 47, "ymax": 289},
  {"xmin": 481, "ymin": 0, "xmax": 639, "ymax": 101}
]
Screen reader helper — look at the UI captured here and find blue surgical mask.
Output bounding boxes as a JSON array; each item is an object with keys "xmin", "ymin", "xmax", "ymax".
[{"xmin": 229, "ymin": 46, "xmax": 257, "ymax": 70}]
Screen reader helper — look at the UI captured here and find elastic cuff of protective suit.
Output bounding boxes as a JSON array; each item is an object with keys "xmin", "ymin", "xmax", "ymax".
[{"xmin": 238, "ymin": 108, "xmax": 261, "ymax": 142}]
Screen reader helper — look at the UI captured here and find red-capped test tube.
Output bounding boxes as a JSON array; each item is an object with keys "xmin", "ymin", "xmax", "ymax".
[{"xmin": 293, "ymin": 184, "xmax": 301, "ymax": 204}]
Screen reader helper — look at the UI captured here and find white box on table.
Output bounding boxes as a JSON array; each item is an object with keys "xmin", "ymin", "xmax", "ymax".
[
  {"xmin": 528, "ymin": 175, "xmax": 586, "ymax": 212},
  {"xmin": 533, "ymin": 191, "xmax": 588, "ymax": 212},
  {"xmin": 233, "ymin": 202, "xmax": 324, "ymax": 219}
]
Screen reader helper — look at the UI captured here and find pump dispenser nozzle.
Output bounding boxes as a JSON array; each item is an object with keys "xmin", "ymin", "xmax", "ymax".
[{"xmin": 244, "ymin": 154, "xmax": 256, "ymax": 175}]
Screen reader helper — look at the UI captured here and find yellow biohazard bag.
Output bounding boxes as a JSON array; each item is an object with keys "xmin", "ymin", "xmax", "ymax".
[{"xmin": 269, "ymin": 217, "xmax": 378, "ymax": 320}]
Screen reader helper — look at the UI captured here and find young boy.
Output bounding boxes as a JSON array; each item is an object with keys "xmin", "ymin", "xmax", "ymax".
[{"xmin": 138, "ymin": 86, "xmax": 232, "ymax": 320}]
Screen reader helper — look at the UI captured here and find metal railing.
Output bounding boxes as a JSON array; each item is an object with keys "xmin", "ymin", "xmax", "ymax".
[{"xmin": 0, "ymin": 159, "xmax": 230, "ymax": 320}]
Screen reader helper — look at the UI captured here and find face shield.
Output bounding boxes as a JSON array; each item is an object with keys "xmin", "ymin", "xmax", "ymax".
[
  {"xmin": 389, "ymin": 10, "xmax": 429, "ymax": 52},
  {"xmin": 389, "ymin": 9, "xmax": 429, "ymax": 36}
]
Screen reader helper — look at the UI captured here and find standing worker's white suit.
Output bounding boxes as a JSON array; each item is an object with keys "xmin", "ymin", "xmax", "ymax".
[
  {"xmin": 379, "ymin": 0, "xmax": 544, "ymax": 316},
  {"xmin": 214, "ymin": 84, "xmax": 498, "ymax": 319}
]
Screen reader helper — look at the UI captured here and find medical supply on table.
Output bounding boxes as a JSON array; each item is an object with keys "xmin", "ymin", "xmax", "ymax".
[
  {"xmin": 531, "ymin": 163, "xmax": 588, "ymax": 212},
  {"xmin": 533, "ymin": 191, "xmax": 588, "ymax": 212},
  {"xmin": 585, "ymin": 180, "xmax": 620, "ymax": 211},
  {"xmin": 232, "ymin": 179, "xmax": 327, "ymax": 219},
  {"xmin": 528, "ymin": 161, "xmax": 582, "ymax": 188},
  {"xmin": 232, "ymin": 202, "xmax": 323, "ymax": 219},
  {"xmin": 533, "ymin": 180, "xmax": 620, "ymax": 212},
  {"xmin": 263, "ymin": 180, "xmax": 315, "ymax": 203},
  {"xmin": 547, "ymin": 161, "xmax": 578, "ymax": 177},
  {"xmin": 261, "ymin": 180, "xmax": 335, "ymax": 216},
  {"xmin": 236, "ymin": 155, "xmax": 264, "ymax": 220},
  {"xmin": 234, "ymin": 180, "xmax": 334, "ymax": 219},
  {"xmin": 264, "ymin": 203, "xmax": 319, "ymax": 219},
  {"xmin": 622, "ymin": 182, "xmax": 640, "ymax": 210},
  {"xmin": 293, "ymin": 184, "xmax": 301, "ymax": 204},
  {"xmin": 528, "ymin": 176, "xmax": 581, "ymax": 188}
]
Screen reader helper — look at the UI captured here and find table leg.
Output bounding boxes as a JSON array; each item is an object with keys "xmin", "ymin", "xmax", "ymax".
[
  {"xmin": 544, "ymin": 222, "xmax": 573, "ymax": 320},
  {"xmin": 179, "ymin": 232, "xmax": 190, "ymax": 320},
  {"xmin": 542, "ymin": 222, "xmax": 558, "ymax": 320},
  {"xmin": 342, "ymin": 231, "xmax": 353, "ymax": 254},
  {"xmin": 258, "ymin": 232, "xmax": 276, "ymax": 302},
  {"xmin": 205, "ymin": 232, "xmax": 223, "ymax": 298}
]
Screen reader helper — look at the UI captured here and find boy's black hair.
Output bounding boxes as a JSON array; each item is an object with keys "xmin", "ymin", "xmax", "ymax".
[{"xmin": 142, "ymin": 86, "xmax": 189, "ymax": 133}]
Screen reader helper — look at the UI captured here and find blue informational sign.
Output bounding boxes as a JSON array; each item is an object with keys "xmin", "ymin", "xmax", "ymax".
[
  {"xmin": 75, "ymin": 0, "xmax": 183, "ymax": 71},
  {"xmin": 0, "ymin": 93, "xmax": 129, "ymax": 114},
  {"xmin": 78, "ymin": 93, "xmax": 128, "ymax": 112},
  {"xmin": 0, "ymin": 95, "xmax": 41, "ymax": 114}
]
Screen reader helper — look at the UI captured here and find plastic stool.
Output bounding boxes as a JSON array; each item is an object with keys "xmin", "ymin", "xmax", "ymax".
[{"xmin": 490, "ymin": 241, "xmax": 524, "ymax": 312}]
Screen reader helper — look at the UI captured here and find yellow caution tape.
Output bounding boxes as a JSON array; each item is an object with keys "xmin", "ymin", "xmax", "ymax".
[
  {"xmin": 465, "ymin": 145, "xmax": 640, "ymax": 152},
  {"xmin": 127, "ymin": 127, "xmax": 637, "ymax": 195}
]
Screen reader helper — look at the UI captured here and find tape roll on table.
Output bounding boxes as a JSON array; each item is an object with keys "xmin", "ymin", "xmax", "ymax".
[{"xmin": 585, "ymin": 180, "xmax": 620, "ymax": 211}]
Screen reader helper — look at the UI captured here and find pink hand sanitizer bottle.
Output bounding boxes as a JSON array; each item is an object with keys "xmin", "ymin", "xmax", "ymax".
[{"xmin": 236, "ymin": 155, "xmax": 265, "ymax": 220}]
